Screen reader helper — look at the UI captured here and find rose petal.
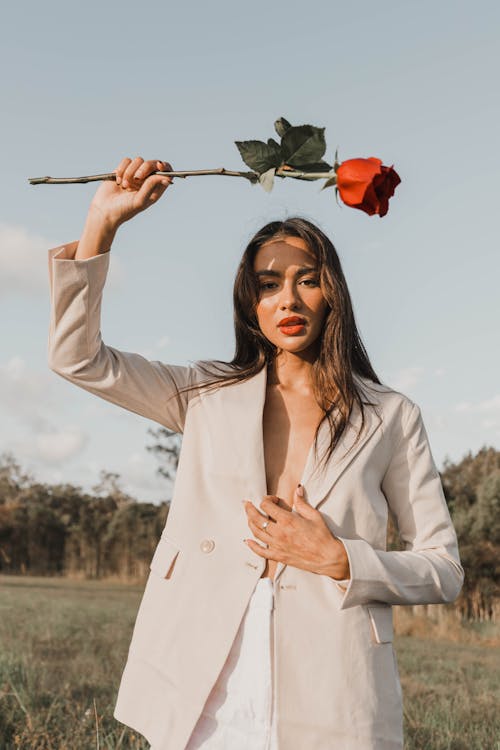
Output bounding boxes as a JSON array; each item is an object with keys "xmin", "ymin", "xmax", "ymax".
[{"xmin": 336, "ymin": 157, "xmax": 400, "ymax": 217}]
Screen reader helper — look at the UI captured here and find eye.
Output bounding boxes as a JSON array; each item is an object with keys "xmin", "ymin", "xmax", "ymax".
[{"xmin": 259, "ymin": 278, "xmax": 318, "ymax": 290}]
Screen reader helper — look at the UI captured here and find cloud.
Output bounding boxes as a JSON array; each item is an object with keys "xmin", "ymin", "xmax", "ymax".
[
  {"xmin": 120, "ymin": 451, "xmax": 172, "ymax": 495},
  {"xmin": 0, "ymin": 355, "xmax": 88, "ymax": 462},
  {"xmin": 141, "ymin": 334, "xmax": 172, "ymax": 358},
  {"xmin": 481, "ymin": 418, "xmax": 499, "ymax": 429},
  {"xmin": 8, "ymin": 426, "xmax": 88, "ymax": 465},
  {"xmin": 155, "ymin": 335, "xmax": 170, "ymax": 349},
  {"xmin": 389, "ymin": 366, "xmax": 425, "ymax": 393},
  {"xmin": 62, "ymin": 453, "xmax": 172, "ymax": 504},
  {"xmin": 455, "ymin": 401, "xmax": 473, "ymax": 413},
  {"xmin": 454, "ymin": 393, "xmax": 500, "ymax": 414},
  {"xmin": 0, "ymin": 355, "xmax": 54, "ymax": 431},
  {"xmin": 453, "ymin": 393, "xmax": 500, "ymax": 438},
  {"xmin": 0, "ymin": 221, "xmax": 125, "ymax": 296},
  {"xmin": 432, "ymin": 414, "xmax": 447, "ymax": 430},
  {"xmin": 35, "ymin": 428, "xmax": 88, "ymax": 463},
  {"xmin": 0, "ymin": 223, "xmax": 50, "ymax": 294}
]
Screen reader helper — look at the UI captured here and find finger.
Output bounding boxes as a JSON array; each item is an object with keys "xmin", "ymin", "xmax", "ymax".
[
  {"xmin": 244, "ymin": 538, "xmax": 273, "ymax": 558},
  {"xmin": 246, "ymin": 515, "xmax": 273, "ymax": 543},
  {"xmin": 157, "ymin": 159, "xmax": 173, "ymax": 177},
  {"xmin": 156, "ymin": 160, "xmax": 174, "ymax": 185},
  {"xmin": 134, "ymin": 159, "xmax": 165, "ymax": 182},
  {"xmin": 264, "ymin": 494, "xmax": 282, "ymax": 507},
  {"xmin": 245, "ymin": 502, "xmax": 274, "ymax": 532},
  {"xmin": 136, "ymin": 174, "xmax": 172, "ymax": 204},
  {"xmin": 260, "ymin": 496, "xmax": 292, "ymax": 523},
  {"xmin": 158, "ymin": 160, "xmax": 173, "ymax": 171},
  {"xmin": 245, "ymin": 500, "xmax": 270, "ymax": 520},
  {"xmin": 146, "ymin": 187, "xmax": 163, "ymax": 203},
  {"xmin": 123, "ymin": 156, "xmax": 144, "ymax": 187},
  {"xmin": 269, "ymin": 495, "xmax": 293, "ymax": 512},
  {"xmin": 292, "ymin": 487, "xmax": 319, "ymax": 520},
  {"xmin": 135, "ymin": 160, "xmax": 173, "ymax": 192},
  {"xmin": 131, "ymin": 159, "xmax": 153, "ymax": 182},
  {"xmin": 114, "ymin": 157, "xmax": 132, "ymax": 185}
]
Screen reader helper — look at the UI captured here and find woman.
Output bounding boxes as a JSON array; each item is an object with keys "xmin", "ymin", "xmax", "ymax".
[{"xmin": 47, "ymin": 156, "xmax": 464, "ymax": 750}]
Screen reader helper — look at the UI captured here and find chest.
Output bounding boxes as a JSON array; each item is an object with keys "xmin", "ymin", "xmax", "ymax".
[{"xmin": 262, "ymin": 384, "xmax": 324, "ymax": 507}]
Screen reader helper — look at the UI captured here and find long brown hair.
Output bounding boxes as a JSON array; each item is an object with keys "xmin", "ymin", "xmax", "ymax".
[{"xmin": 170, "ymin": 216, "xmax": 382, "ymax": 474}]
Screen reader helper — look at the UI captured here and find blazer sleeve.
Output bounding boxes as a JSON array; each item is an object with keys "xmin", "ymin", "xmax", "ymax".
[
  {"xmin": 335, "ymin": 398, "xmax": 465, "ymax": 609},
  {"xmin": 47, "ymin": 240, "xmax": 194, "ymax": 434}
]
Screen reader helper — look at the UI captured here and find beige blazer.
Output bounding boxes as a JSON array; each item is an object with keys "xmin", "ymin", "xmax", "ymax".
[{"xmin": 47, "ymin": 241, "xmax": 464, "ymax": 750}]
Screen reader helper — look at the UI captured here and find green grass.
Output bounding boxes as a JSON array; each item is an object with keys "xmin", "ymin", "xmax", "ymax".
[
  {"xmin": 395, "ymin": 636, "xmax": 499, "ymax": 749},
  {"xmin": 0, "ymin": 575, "xmax": 148, "ymax": 749},
  {"xmin": 1, "ymin": 575, "xmax": 498, "ymax": 749}
]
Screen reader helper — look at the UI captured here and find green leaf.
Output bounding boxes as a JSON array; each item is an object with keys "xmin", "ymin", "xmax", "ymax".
[
  {"xmin": 258, "ymin": 167, "xmax": 276, "ymax": 193},
  {"xmin": 267, "ymin": 138, "xmax": 281, "ymax": 154},
  {"xmin": 234, "ymin": 139, "xmax": 282, "ymax": 173},
  {"xmin": 274, "ymin": 117, "xmax": 292, "ymax": 138},
  {"xmin": 321, "ymin": 175, "xmax": 337, "ymax": 191},
  {"xmin": 333, "ymin": 146, "xmax": 340, "ymax": 171},
  {"xmin": 281, "ymin": 125, "xmax": 326, "ymax": 167},
  {"xmin": 286, "ymin": 160, "xmax": 332, "ymax": 180},
  {"xmin": 298, "ymin": 161, "xmax": 331, "ymax": 171},
  {"xmin": 267, "ymin": 138, "xmax": 282, "ymax": 161}
]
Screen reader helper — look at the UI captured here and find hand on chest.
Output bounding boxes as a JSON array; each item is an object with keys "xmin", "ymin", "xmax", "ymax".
[{"xmin": 189, "ymin": 365, "xmax": 389, "ymax": 525}]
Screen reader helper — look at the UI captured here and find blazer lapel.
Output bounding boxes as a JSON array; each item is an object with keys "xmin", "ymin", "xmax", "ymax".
[
  {"xmin": 205, "ymin": 364, "xmax": 383, "ymax": 583},
  {"xmin": 299, "ymin": 385, "xmax": 383, "ymax": 511},
  {"xmin": 206, "ymin": 364, "xmax": 268, "ymax": 501}
]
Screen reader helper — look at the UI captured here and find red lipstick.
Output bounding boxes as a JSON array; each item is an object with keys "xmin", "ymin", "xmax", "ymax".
[{"xmin": 278, "ymin": 315, "xmax": 307, "ymax": 335}]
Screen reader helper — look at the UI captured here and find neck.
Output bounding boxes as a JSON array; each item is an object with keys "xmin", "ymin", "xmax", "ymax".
[{"xmin": 267, "ymin": 350, "xmax": 317, "ymax": 390}]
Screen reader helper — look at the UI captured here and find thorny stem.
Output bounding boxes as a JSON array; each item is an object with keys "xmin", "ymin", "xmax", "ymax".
[{"xmin": 28, "ymin": 167, "xmax": 337, "ymax": 185}]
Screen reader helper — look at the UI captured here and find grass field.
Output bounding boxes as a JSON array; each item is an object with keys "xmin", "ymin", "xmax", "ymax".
[{"xmin": 1, "ymin": 575, "xmax": 498, "ymax": 750}]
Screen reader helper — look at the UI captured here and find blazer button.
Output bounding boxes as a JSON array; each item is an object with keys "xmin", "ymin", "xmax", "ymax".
[{"xmin": 200, "ymin": 539, "xmax": 215, "ymax": 553}]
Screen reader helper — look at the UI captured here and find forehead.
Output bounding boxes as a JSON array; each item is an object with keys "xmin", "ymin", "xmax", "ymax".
[{"xmin": 253, "ymin": 235, "xmax": 316, "ymax": 269}]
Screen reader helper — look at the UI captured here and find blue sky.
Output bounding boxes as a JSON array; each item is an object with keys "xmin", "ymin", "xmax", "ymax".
[{"xmin": 1, "ymin": 0, "xmax": 498, "ymax": 502}]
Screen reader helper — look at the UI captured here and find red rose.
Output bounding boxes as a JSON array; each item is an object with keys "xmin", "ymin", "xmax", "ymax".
[{"xmin": 336, "ymin": 157, "xmax": 401, "ymax": 217}]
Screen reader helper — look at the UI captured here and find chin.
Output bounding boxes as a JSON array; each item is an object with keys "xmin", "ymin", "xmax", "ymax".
[{"xmin": 280, "ymin": 342, "xmax": 313, "ymax": 354}]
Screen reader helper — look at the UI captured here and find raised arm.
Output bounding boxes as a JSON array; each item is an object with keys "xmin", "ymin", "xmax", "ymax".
[{"xmin": 48, "ymin": 157, "xmax": 196, "ymax": 434}]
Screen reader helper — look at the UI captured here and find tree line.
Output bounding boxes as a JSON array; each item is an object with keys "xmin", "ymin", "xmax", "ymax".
[{"xmin": 0, "ymin": 430, "xmax": 498, "ymax": 622}]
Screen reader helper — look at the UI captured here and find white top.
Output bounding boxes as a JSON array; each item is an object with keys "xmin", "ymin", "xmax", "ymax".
[{"xmin": 185, "ymin": 577, "xmax": 279, "ymax": 750}]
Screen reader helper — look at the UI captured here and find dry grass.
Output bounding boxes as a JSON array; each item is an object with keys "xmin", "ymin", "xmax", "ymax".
[
  {"xmin": 394, "ymin": 602, "xmax": 499, "ymax": 646},
  {"xmin": 1, "ymin": 574, "xmax": 499, "ymax": 749},
  {"xmin": 0, "ymin": 574, "xmax": 148, "ymax": 749}
]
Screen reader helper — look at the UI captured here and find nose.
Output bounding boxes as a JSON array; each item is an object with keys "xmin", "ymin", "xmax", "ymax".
[{"xmin": 279, "ymin": 280, "xmax": 302, "ymax": 310}]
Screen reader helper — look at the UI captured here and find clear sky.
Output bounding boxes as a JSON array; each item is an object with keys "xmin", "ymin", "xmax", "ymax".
[{"xmin": 1, "ymin": 0, "xmax": 499, "ymax": 502}]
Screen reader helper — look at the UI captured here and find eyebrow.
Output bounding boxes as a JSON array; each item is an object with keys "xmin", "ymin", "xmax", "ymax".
[{"xmin": 255, "ymin": 266, "xmax": 318, "ymax": 278}]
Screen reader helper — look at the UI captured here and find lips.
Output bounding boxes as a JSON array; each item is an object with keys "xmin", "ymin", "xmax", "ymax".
[{"xmin": 278, "ymin": 316, "xmax": 306, "ymax": 327}]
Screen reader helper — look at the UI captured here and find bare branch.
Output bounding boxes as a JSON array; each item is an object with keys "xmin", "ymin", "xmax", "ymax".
[
  {"xmin": 28, "ymin": 167, "xmax": 336, "ymax": 186},
  {"xmin": 28, "ymin": 168, "xmax": 260, "ymax": 185}
]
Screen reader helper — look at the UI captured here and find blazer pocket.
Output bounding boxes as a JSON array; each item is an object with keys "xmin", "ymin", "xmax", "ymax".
[
  {"xmin": 366, "ymin": 604, "xmax": 394, "ymax": 643},
  {"xmin": 149, "ymin": 536, "xmax": 180, "ymax": 580}
]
